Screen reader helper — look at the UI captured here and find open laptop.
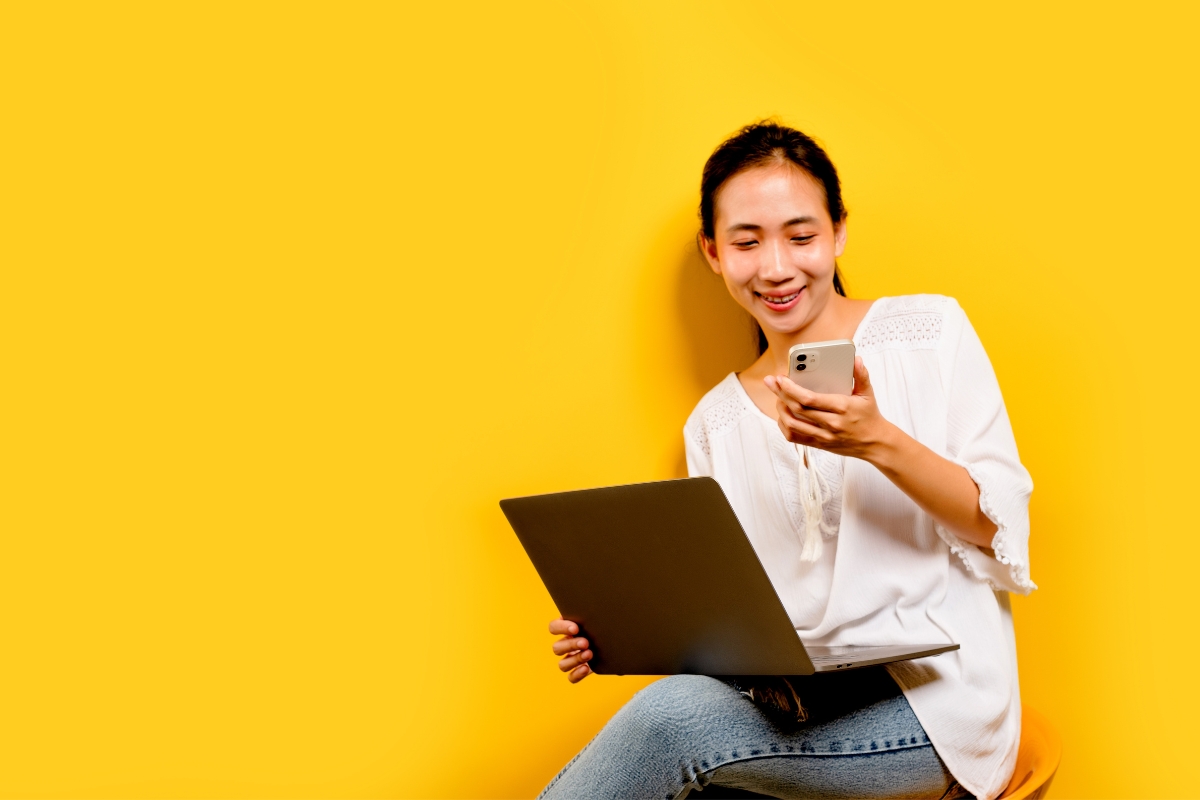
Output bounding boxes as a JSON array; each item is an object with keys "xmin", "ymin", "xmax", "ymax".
[{"xmin": 500, "ymin": 477, "xmax": 957, "ymax": 675}]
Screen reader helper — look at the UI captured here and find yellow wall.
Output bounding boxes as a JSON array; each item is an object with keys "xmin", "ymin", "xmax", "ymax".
[{"xmin": 3, "ymin": 1, "xmax": 1198, "ymax": 797}]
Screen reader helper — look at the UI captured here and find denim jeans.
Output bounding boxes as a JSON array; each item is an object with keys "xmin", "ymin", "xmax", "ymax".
[{"xmin": 539, "ymin": 668, "xmax": 968, "ymax": 800}]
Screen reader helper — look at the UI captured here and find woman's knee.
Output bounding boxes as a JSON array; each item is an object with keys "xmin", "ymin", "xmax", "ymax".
[{"xmin": 616, "ymin": 675, "xmax": 741, "ymax": 742}]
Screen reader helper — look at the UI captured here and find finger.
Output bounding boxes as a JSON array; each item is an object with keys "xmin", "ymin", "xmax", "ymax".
[
  {"xmin": 568, "ymin": 663, "xmax": 592, "ymax": 683},
  {"xmin": 765, "ymin": 374, "xmax": 810, "ymax": 405},
  {"xmin": 773, "ymin": 385, "xmax": 821, "ymax": 419},
  {"xmin": 552, "ymin": 636, "xmax": 590, "ymax": 656},
  {"xmin": 789, "ymin": 403, "xmax": 843, "ymax": 431},
  {"xmin": 852, "ymin": 357, "xmax": 873, "ymax": 396},
  {"xmin": 779, "ymin": 415, "xmax": 835, "ymax": 446},
  {"xmin": 558, "ymin": 649, "xmax": 593, "ymax": 672},
  {"xmin": 775, "ymin": 392, "xmax": 844, "ymax": 429},
  {"xmin": 775, "ymin": 396, "xmax": 825, "ymax": 433},
  {"xmin": 765, "ymin": 373, "xmax": 801, "ymax": 403},
  {"xmin": 776, "ymin": 376, "xmax": 847, "ymax": 413},
  {"xmin": 548, "ymin": 618, "xmax": 579, "ymax": 636}
]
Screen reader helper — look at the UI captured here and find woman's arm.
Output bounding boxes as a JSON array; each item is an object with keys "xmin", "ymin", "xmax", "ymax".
[
  {"xmin": 866, "ymin": 425, "xmax": 997, "ymax": 548},
  {"xmin": 765, "ymin": 358, "xmax": 997, "ymax": 549}
]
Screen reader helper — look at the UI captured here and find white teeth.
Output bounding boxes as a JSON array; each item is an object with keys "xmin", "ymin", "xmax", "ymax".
[{"xmin": 761, "ymin": 291, "xmax": 800, "ymax": 305}]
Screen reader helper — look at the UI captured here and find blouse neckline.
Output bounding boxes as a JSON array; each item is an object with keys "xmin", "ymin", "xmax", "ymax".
[{"xmin": 731, "ymin": 297, "xmax": 883, "ymax": 426}]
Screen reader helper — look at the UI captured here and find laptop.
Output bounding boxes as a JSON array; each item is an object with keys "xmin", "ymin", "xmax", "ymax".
[{"xmin": 500, "ymin": 477, "xmax": 957, "ymax": 675}]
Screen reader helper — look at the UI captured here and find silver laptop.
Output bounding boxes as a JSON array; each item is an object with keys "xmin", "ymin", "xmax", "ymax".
[{"xmin": 500, "ymin": 477, "xmax": 957, "ymax": 675}]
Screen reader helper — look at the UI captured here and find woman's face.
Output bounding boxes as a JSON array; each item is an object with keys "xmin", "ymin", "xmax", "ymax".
[{"xmin": 701, "ymin": 162, "xmax": 846, "ymax": 339}]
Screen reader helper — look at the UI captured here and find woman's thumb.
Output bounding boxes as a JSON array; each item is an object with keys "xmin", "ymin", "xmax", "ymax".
[{"xmin": 852, "ymin": 356, "xmax": 872, "ymax": 395}]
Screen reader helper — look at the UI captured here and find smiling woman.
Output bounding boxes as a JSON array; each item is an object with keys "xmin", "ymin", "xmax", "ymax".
[
  {"xmin": 699, "ymin": 124, "xmax": 849, "ymax": 355},
  {"xmin": 541, "ymin": 122, "xmax": 1035, "ymax": 800}
]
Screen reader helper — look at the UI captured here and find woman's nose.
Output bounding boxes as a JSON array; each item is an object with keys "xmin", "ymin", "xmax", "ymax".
[{"xmin": 759, "ymin": 239, "xmax": 790, "ymax": 281}]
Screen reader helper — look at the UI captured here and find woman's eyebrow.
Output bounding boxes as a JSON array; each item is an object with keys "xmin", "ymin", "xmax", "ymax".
[
  {"xmin": 726, "ymin": 222, "xmax": 763, "ymax": 234},
  {"xmin": 726, "ymin": 216, "xmax": 817, "ymax": 234}
]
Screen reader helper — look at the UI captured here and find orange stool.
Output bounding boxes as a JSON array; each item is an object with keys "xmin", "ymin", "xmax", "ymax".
[{"xmin": 998, "ymin": 707, "xmax": 1062, "ymax": 799}]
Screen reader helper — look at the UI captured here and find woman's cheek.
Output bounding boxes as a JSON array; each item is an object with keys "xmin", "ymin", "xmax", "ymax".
[{"xmin": 725, "ymin": 263, "xmax": 759, "ymax": 293}]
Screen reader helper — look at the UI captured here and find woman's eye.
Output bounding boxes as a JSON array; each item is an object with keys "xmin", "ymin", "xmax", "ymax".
[
  {"xmin": 791, "ymin": 235, "xmax": 816, "ymax": 244},
  {"xmin": 733, "ymin": 240, "xmax": 758, "ymax": 248}
]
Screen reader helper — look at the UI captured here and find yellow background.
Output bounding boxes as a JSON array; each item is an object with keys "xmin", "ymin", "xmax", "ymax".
[{"xmin": 3, "ymin": 1, "xmax": 1198, "ymax": 797}]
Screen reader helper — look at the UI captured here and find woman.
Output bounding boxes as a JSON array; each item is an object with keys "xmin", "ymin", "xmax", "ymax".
[{"xmin": 542, "ymin": 122, "xmax": 1034, "ymax": 800}]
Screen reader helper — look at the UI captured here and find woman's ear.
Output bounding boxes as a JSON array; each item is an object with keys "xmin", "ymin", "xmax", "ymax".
[
  {"xmin": 833, "ymin": 219, "xmax": 848, "ymax": 258},
  {"xmin": 698, "ymin": 233, "xmax": 722, "ymax": 276}
]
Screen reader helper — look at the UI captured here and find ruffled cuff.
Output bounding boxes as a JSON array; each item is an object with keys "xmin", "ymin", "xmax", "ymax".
[{"xmin": 932, "ymin": 459, "xmax": 1037, "ymax": 595}]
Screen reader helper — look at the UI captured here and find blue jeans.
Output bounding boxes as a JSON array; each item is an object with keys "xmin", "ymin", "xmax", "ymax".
[{"xmin": 539, "ymin": 669, "xmax": 968, "ymax": 800}]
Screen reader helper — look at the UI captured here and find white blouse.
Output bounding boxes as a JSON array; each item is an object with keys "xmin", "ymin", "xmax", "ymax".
[{"xmin": 683, "ymin": 294, "xmax": 1035, "ymax": 800}]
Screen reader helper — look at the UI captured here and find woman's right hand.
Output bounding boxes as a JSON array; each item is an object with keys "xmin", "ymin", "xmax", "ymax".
[{"xmin": 549, "ymin": 618, "xmax": 592, "ymax": 683}]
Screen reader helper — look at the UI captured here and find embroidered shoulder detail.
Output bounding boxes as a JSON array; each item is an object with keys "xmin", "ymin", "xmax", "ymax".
[
  {"xmin": 686, "ymin": 375, "xmax": 752, "ymax": 462},
  {"xmin": 857, "ymin": 294, "xmax": 948, "ymax": 354}
]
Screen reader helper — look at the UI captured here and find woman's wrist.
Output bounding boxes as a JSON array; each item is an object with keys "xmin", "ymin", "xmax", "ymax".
[{"xmin": 862, "ymin": 420, "xmax": 911, "ymax": 474}]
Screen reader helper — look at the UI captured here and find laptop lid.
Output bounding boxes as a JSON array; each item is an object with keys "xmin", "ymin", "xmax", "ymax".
[{"xmin": 500, "ymin": 477, "xmax": 817, "ymax": 675}]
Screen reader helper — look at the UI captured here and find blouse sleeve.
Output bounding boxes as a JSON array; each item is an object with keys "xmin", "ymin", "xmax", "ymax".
[{"xmin": 936, "ymin": 299, "xmax": 1037, "ymax": 595}]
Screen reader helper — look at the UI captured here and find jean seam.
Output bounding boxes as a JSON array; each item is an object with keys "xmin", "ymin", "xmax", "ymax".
[
  {"xmin": 536, "ymin": 731, "xmax": 601, "ymax": 799},
  {"xmin": 675, "ymin": 742, "xmax": 938, "ymax": 799}
]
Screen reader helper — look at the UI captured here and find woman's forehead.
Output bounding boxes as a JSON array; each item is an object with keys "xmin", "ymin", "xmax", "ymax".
[{"xmin": 714, "ymin": 162, "xmax": 828, "ymax": 224}]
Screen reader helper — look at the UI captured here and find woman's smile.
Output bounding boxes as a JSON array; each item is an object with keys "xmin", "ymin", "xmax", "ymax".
[{"xmin": 756, "ymin": 286, "xmax": 804, "ymax": 312}]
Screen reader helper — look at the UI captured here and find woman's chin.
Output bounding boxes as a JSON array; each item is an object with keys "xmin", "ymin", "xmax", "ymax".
[{"xmin": 756, "ymin": 308, "xmax": 809, "ymax": 338}]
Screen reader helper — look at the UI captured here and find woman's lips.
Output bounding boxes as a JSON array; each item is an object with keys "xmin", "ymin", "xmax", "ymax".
[{"xmin": 757, "ymin": 287, "xmax": 803, "ymax": 312}]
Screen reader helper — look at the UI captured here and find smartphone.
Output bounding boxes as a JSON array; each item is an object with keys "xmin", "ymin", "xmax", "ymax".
[{"xmin": 787, "ymin": 339, "xmax": 856, "ymax": 395}]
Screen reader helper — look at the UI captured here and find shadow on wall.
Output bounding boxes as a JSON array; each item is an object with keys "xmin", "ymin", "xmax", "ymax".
[
  {"xmin": 674, "ymin": 235, "xmax": 759, "ymax": 395},
  {"xmin": 667, "ymin": 232, "xmax": 759, "ymax": 478}
]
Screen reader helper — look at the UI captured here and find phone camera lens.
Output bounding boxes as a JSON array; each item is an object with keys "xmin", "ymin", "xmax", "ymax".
[
  {"xmin": 797, "ymin": 364, "xmax": 807, "ymax": 371},
  {"xmin": 797, "ymin": 354, "xmax": 807, "ymax": 362}
]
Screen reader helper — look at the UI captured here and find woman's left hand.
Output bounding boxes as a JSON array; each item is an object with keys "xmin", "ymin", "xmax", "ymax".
[{"xmin": 764, "ymin": 357, "xmax": 895, "ymax": 461}]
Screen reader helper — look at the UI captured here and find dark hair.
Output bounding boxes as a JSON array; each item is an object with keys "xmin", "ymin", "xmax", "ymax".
[{"xmin": 699, "ymin": 121, "xmax": 847, "ymax": 354}]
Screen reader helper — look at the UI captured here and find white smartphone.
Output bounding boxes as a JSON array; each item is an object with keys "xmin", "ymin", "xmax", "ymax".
[{"xmin": 787, "ymin": 339, "xmax": 856, "ymax": 395}]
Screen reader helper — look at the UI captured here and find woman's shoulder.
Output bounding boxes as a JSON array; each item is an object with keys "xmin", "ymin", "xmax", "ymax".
[
  {"xmin": 857, "ymin": 294, "xmax": 967, "ymax": 354},
  {"xmin": 683, "ymin": 373, "xmax": 753, "ymax": 443}
]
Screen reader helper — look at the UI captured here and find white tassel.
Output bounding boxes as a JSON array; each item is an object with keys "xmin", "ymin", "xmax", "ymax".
[{"xmin": 797, "ymin": 443, "xmax": 825, "ymax": 563}]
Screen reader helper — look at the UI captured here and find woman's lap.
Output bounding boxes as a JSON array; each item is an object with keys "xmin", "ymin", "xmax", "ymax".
[{"xmin": 538, "ymin": 669, "xmax": 961, "ymax": 800}]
